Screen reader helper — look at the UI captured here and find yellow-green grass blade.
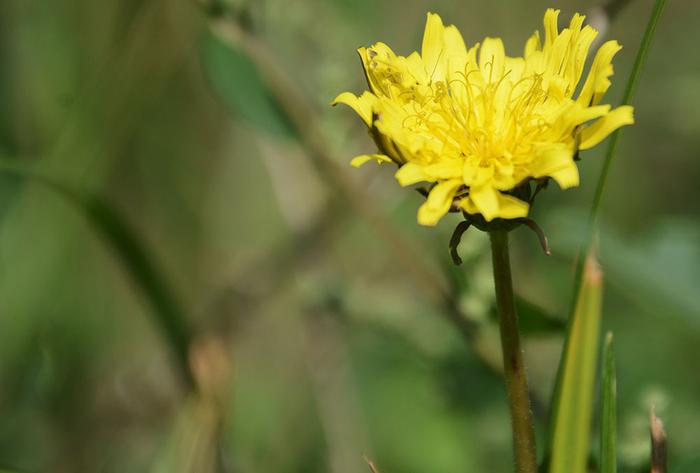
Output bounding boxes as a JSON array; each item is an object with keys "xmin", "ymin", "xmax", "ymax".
[{"xmin": 549, "ymin": 250, "xmax": 604, "ymax": 473}]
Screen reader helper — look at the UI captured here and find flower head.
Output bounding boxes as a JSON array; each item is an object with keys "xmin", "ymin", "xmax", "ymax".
[{"xmin": 334, "ymin": 9, "xmax": 634, "ymax": 226}]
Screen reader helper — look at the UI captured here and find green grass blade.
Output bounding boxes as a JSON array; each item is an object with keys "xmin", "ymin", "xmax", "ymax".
[
  {"xmin": 549, "ymin": 250, "xmax": 604, "ymax": 473},
  {"xmin": 547, "ymin": 0, "xmax": 668, "ymax": 459},
  {"xmin": 0, "ymin": 160, "xmax": 195, "ymax": 389},
  {"xmin": 601, "ymin": 332, "xmax": 617, "ymax": 473},
  {"xmin": 589, "ymin": 0, "xmax": 668, "ymax": 223}
]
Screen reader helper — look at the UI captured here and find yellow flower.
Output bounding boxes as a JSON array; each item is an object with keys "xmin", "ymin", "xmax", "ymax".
[{"xmin": 334, "ymin": 9, "xmax": 634, "ymax": 226}]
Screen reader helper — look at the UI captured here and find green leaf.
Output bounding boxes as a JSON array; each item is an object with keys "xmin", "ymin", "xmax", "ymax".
[
  {"xmin": 200, "ymin": 30, "xmax": 295, "ymax": 138},
  {"xmin": 600, "ymin": 332, "xmax": 617, "ymax": 473},
  {"xmin": 549, "ymin": 249, "xmax": 604, "ymax": 473}
]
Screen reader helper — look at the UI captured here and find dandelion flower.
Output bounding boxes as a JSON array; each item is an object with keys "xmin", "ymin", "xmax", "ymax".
[{"xmin": 334, "ymin": 9, "xmax": 634, "ymax": 226}]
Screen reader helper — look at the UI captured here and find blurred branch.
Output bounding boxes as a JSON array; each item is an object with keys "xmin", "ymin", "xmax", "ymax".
[
  {"xmin": 0, "ymin": 160, "xmax": 196, "ymax": 390},
  {"xmin": 650, "ymin": 407, "xmax": 668, "ymax": 473}
]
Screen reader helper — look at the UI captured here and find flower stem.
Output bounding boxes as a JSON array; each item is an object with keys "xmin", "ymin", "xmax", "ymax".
[{"xmin": 489, "ymin": 230, "xmax": 538, "ymax": 473}]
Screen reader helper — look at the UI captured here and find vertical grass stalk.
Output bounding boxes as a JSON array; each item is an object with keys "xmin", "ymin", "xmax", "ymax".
[
  {"xmin": 547, "ymin": 0, "xmax": 668, "ymax": 457},
  {"xmin": 589, "ymin": 0, "xmax": 668, "ymax": 224},
  {"xmin": 489, "ymin": 230, "xmax": 538, "ymax": 473}
]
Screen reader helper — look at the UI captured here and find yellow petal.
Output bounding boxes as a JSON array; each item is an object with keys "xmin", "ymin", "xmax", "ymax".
[
  {"xmin": 565, "ymin": 24, "xmax": 598, "ymax": 93},
  {"xmin": 469, "ymin": 185, "xmax": 499, "ymax": 221},
  {"xmin": 424, "ymin": 160, "xmax": 463, "ymax": 180},
  {"xmin": 568, "ymin": 104, "xmax": 612, "ymax": 127},
  {"xmin": 530, "ymin": 144, "xmax": 577, "ymax": 184},
  {"xmin": 422, "ymin": 12, "xmax": 446, "ymax": 80},
  {"xmin": 463, "ymin": 162, "xmax": 494, "ymax": 187},
  {"xmin": 356, "ymin": 47, "xmax": 377, "ymax": 94},
  {"xmin": 549, "ymin": 163, "xmax": 580, "ymax": 189},
  {"xmin": 443, "ymin": 24, "xmax": 467, "ymax": 61},
  {"xmin": 350, "ymin": 154, "xmax": 392, "ymax": 168},
  {"xmin": 332, "ymin": 91, "xmax": 376, "ymax": 126},
  {"xmin": 405, "ymin": 51, "xmax": 429, "ymax": 83},
  {"xmin": 417, "ymin": 179, "xmax": 462, "ymax": 226},
  {"xmin": 480, "ymin": 37, "xmax": 505, "ymax": 81},
  {"xmin": 579, "ymin": 105, "xmax": 634, "ymax": 150},
  {"xmin": 462, "ymin": 188, "xmax": 529, "ymax": 221},
  {"xmin": 547, "ymin": 28, "xmax": 573, "ymax": 78},
  {"xmin": 395, "ymin": 159, "xmax": 462, "ymax": 186},
  {"xmin": 495, "ymin": 193, "xmax": 530, "ymax": 219},
  {"xmin": 357, "ymin": 42, "xmax": 399, "ymax": 95},
  {"xmin": 577, "ymin": 40, "xmax": 622, "ymax": 105},
  {"xmin": 395, "ymin": 162, "xmax": 428, "ymax": 186},
  {"xmin": 459, "ymin": 197, "xmax": 479, "ymax": 215},
  {"xmin": 524, "ymin": 30, "xmax": 541, "ymax": 58},
  {"xmin": 504, "ymin": 57, "xmax": 525, "ymax": 81},
  {"xmin": 543, "ymin": 8, "xmax": 561, "ymax": 49}
]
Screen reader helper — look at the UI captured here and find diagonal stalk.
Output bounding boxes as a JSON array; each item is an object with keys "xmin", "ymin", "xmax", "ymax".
[{"xmin": 490, "ymin": 230, "xmax": 538, "ymax": 473}]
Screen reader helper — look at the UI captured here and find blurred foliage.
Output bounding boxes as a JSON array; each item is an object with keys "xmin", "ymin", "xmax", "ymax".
[{"xmin": 0, "ymin": 0, "xmax": 698, "ymax": 473}]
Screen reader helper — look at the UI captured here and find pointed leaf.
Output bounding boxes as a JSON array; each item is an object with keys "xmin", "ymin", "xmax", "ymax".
[{"xmin": 549, "ymin": 249, "xmax": 604, "ymax": 473}]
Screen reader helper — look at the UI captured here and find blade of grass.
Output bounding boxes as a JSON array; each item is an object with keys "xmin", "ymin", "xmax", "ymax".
[
  {"xmin": 549, "ymin": 249, "xmax": 604, "ymax": 473},
  {"xmin": 547, "ymin": 0, "xmax": 668, "ymax": 459},
  {"xmin": 601, "ymin": 332, "xmax": 617, "ymax": 473},
  {"xmin": 589, "ymin": 0, "xmax": 668, "ymax": 224},
  {"xmin": 0, "ymin": 160, "xmax": 195, "ymax": 390}
]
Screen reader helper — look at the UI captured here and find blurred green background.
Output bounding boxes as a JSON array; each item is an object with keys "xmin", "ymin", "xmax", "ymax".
[{"xmin": 0, "ymin": 0, "xmax": 698, "ymax": 472}]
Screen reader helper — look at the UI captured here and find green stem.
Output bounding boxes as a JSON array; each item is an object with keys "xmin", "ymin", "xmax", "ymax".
[
  {"xmin": 489, "ymin": 230, "xmax": 538, "ymax": 473},
  {"xmin": 589, "ymin": 0, "xmax": 667, "ymax": 227}
]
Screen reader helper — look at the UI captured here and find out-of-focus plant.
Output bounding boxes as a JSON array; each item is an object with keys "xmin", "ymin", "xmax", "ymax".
[{"xmin": 0, "ymin": 160, "xmax": 196, "ymax": 390}]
